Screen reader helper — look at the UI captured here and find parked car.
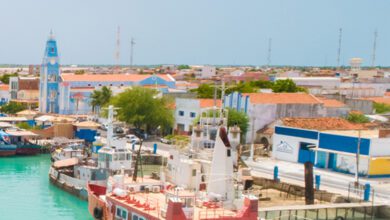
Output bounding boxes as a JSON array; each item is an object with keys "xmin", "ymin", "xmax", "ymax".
[
  {"xmin": 160, "ymin": 137, "xmax": 172, "ymax": 144},
  {"xmin": 114, "ymin": 127, "xmax": 124, "ymax": 134},
  {"xmin": 125, "ymin": 134, "xmax": 140, "ymax": 143}
]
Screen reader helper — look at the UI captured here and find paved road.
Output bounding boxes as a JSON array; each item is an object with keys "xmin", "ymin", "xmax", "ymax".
[{"xmin": 245, "ymin": 157, "xmax": 390, "ymax": 205}]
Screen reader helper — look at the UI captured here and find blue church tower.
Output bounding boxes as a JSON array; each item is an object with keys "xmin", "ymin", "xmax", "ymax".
[{"xmin": 39, "ymin": 31, "xmax": 60, "ymax": 113}]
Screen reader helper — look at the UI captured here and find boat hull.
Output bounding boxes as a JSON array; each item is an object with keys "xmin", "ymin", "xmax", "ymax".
[
  {"xmin": 16, "ymin": 144, "xmax": 41, "ymax": 155},
  {"xmin": 49, "ymin": 166, "xmax": 106, "ymax": 201},
  {"xmin": 0, "ymin": 150, "xmax": 16, "ymax": 156},
  {"xmin": 0, "ymin": 144, "xmax": 17, "ymax": 157}
]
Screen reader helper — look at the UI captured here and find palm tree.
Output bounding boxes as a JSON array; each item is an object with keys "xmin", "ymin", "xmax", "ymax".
[{"xmin": 90, "ymin": 86, "xmax": 112, "ymax": 114}]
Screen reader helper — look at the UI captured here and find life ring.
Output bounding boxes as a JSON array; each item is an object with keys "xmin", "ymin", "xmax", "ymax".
[
  {"xmin": 335, "ymin": 216, "xmax": 344, "ymax": 220},
  {"xmin": 93, "ymin": 207, "xmax": 103, "ymax": 219}
]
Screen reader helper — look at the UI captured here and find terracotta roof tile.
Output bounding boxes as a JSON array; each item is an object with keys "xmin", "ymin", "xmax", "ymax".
[
  {"xmin": 362, "ymin": 97, "xmax": 390, "ymax": 105},
  {"xmin": 61, "ymin": 74, "xmax": 174, "ymax": 82},
  {"xmin": 317, "ymin": 97, "xmax": 346, "ymax": 108},
  {"xmin": 243, "ymin": 93, "xmax": 321, "ymax": 104},
  {"xmin": 199, "ymin": 99, "xmax": 222, "ymax": 108},
  {"xmin": 282, "ymin": 117, "xmax": 364, "ymax": 130},
  {"xmin": 0, "ymin": 84, "xmax": 9, "ymax": 91}
]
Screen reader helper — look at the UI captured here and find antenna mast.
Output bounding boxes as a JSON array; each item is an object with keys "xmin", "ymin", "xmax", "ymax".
[
  {"xmin": 371, "ymin": 30, "xmax": 378, "ymax": 68},
  {"xmin": 115, "ymin": 26, "xmax": 121, "ymax": 72},
  {"xmin": 267, "ymin": 38, "xmax": 272, "ymax": 68},
  {"xmin": 130, "ymin": 37, "xmax": 135, "ymax": 69},
  {"xmin": 337, "ymin": 28, "xmax": 342, "ymax": 68}
]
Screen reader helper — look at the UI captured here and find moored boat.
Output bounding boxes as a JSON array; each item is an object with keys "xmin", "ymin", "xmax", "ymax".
[
  {"xmin": 4, "ymin": 129, "xmax": 41, "ymax": 155},
  {"xmin": 0, "ymin": 144, "xmax": 16, "ymax": 156},
  {"xmin": 87, "ymin": 108, "xmax": 258, "ymax": 220},
  {"xmin": 0, "ymin": 130, "xmax": 16, "ymax": 156}
]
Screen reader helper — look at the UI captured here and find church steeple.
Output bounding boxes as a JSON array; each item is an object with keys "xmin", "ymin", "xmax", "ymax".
[{"xmin": 39, "ymin": 30, "xmax": 60, "ymax": 113}]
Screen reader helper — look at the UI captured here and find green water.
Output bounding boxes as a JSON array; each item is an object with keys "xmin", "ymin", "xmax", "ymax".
[{"xmin": 0, "ymin": 154, "xmax": 93, "ymax": 220}]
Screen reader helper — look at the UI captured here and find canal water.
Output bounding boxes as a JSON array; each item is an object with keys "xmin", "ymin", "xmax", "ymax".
[{"xmin": 0, "ymin": 154, "xmax": 93, "ymax": 220}]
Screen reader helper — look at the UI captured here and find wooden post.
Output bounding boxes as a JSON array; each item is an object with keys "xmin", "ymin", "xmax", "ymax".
[{"xmin": 304, "ymin": 162, "xmax": 314, "ymax": 205}]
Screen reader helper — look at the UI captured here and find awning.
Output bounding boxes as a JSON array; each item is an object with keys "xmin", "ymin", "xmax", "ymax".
[
  {"xmin": 5, "ymin": 130, "xmax": 38, "ymax": 137},
  {"xmin": 53, "ymin": 157, "xmax": 79, "ymax": 169},
  {"xmin": 0, "ymin": 117, "xmax": 28, "ymax": 122},
  {"xmin": 73, "ymin": 121, "xmax": 100, "ymax": 129}
]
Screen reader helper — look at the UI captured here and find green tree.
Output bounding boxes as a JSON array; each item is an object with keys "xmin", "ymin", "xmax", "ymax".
[
  {"xmin": 190, "ymin": 84, "xmax": 221, "ymax": 98},
  {"xmin": 249, "ymin": 80, "xmax": 274, "ymax": 89},
  {"xmin": 373, "ymin": 103, "xmax": 390, "ymax": 114},
  {"xmin": 75, "ymin": 70, "xmax": 85, "ymax": 75},
  {"xmin": 90, "ymin": 86, "xmax": 112, "ymax": 114},
  {"xmin": 0, "ymin": 73, "xmax": 18, "ymax": 84},
  {"xmin": 225, "ymin": 82, "xmax": 257, "ymax": 94},
  {"xmin": 109, "ymin": 87, "xmax": 174, "ymax": 132},
  {"xmin": 346, "ymin": 112, "xmax": 370, "ymax": 123},
  {"xmin": 272, "ymin": 79, "xmax": 307, "ymax": 93},
  {"xmin": 227, "ymin": 108, "xmax": 249, "ymax": 135},
  {"xmin": 178, "ymin": 65, "xmax": 190, "ymax": 70},
  {"xmin": 0, "ymin": 102, "xmax": 27, "ymax": 114}
]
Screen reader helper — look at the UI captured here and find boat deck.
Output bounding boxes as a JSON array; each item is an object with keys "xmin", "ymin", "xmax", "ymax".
[{"xmin": 106, "ymin": 189, "xmax": 239, "ymax": 220}]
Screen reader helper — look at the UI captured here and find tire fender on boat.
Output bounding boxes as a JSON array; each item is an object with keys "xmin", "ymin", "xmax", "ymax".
[{"xmin": 93, "ymin": 207, "xmax": 103, "ymax": 219}]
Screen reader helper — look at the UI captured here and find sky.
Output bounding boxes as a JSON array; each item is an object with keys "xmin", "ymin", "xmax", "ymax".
[{"xmin": 0, "ymin": 0, "xmax": 389, "ymax": 66}]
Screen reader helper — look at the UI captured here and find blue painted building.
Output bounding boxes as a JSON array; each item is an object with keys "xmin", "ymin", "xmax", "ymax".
[
  {"xmin": 39, "ymin": 31, "xmax": 60, "ymax": 113},
  {"xmin": 273, "ymin": 125, "xmax": 390, "ymax": 177},
  {"xmin": 36, "ymin": 32, "xmax": 176, "ymax": 115},
  {"xmin": 58, "ymin": 73, "xmax": 176, "ymax": 114}
]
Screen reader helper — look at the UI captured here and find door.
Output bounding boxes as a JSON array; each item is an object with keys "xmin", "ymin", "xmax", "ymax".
[
  {"xmin": 298, "ymin": 142, "xmax": 316, "ymax": 164},
  {"xmin": 328, "ymin": 153, "xmax": 337, "ymax": 169}
]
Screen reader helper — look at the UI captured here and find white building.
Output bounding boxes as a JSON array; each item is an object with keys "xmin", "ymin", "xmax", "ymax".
[
  {"xmin": 193, "ymin": 66, "xmax": 216, "ymax": 79},
  {"xmin": 224, "ymin": 92, "xmax": 325, "ymax": 143},
  {"xmin": 272, "ymin": 119, "xmax": 390, "ymax": 178},
  {"xmin": 175, "ymin": 98, "xmax": 222, "ymax": 134},
  {"xmin": 275, "ymin": 77, "xmax": 341, "ymax": 89}
]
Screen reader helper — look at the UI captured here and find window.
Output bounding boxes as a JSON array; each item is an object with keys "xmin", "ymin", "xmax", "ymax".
[
  {"xmin": 192, "ymin": 169, "xmax": 196, "ymax": 176},
  {"xmin": 178, "ymin": 111, "xmax": 184, "ymax": 116},
  {"xmin": 116, "ymin": 206, "xmax": 127, "ymax": 219},
  {"xmin": 126, "ymin": 154, "xmax": 131, "ymax": 160},
  {"xmin": 119, "ymin": 153, "xmax": 125, "ymax": 160},
  {"xmin": 190, "ymin": 112, "xmax": 196, "ymax": 118},
  {"xmin": 132, "ymin": 214, "xmax": 145, "ymax": 220}
]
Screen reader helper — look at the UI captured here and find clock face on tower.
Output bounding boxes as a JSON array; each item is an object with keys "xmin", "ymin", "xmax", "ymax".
[{"xmin": 50, "ymin": 58, "xmax": 56, "ymax": 65}]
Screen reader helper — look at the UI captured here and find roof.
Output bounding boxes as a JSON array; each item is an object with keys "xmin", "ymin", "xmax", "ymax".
[
  {"xmin": 363, "ymin": 97, "xmax": 390, "ymax": 105},
  {"xmin": 199, "ymin": 99, "xmax": 222, "ymax": 108},
  {"xmin": 5, "ymin": 130, "xmax": 38, "ymax": 136},
  {"xmin": 0, "ymin": 84, "xmax": 9, "ymax": 91},
  {"xmin": 16, "ymin": 109, "xmax": 38, "ymax": 116},
  {"xmin": 53, "ymin": 157, "xmax": 79, "ymax": 169},
  {"xmin": 316, "ymin": 97, "xmax": 346, "ymax": 108},
  {"xmin": 18, "ymin": 78, "xmax": 39, "ymax": 90},
  {"xmin": 73, "ymin": 121, "xmax": 100, "ymax": 128},
  {"xmin": 0, "ymin": 122, "xmax": 14, "ymax": 128},
  {"xmin": 243, "ymin": 93, "xmax": 322, "ymax": 104},
  {"xmin": 61, "ymin": 73, "xmax": 175, "ymax": 82},
  {"xmin": 0, "ymin": 117, "xmax": 28, "ymax": 122},
  {"xmin": 281, "ymin": 117, "xmax": 364, "ymax": 131}
]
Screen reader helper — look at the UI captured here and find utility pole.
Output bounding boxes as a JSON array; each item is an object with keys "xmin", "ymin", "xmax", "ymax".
[
  {"xmin": 115, "ymin": 26, "xmax": 121, "ymax": 73},
  {"xmin": 130, "ymin": 37, "xmax": 135, "ymax": 69},
  {"xmin": 337, "ymin": 28, "xmax": 343, "ymax": 68},
  {"xmin": 355, "ymin": 130, "xmax": 361, "ymax": 186},
  {"xmin": 371, "ymin": 30, "xmax": 378, "ymax": 68},
  {"xmin": 267, "ymin": 38, "xmax": 272, "ymax": 68},
  {"xmin": 249, "ymin": 116, "xmax": 256, "ymax": 161}
]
